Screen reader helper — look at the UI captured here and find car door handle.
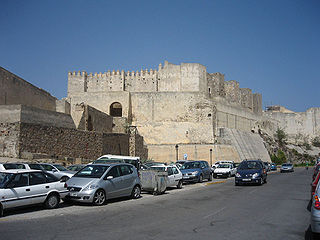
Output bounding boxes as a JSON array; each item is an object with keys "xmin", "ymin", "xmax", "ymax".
[
  {"xmin": 45, "ymin": 186, "xmax": 50, "ymax": 189},
  {"xmin": 26, "ymin": 189, "xmax": 30, "ymax": 191}
]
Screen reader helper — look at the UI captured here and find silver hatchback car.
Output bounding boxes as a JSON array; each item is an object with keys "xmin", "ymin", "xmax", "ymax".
[
  {"xmin": 0, "ymin": 169, "xmax": 68, "ymax": 217},
  {"xmin": 65, "ymin": 163, "xmax": 141, "ymax": 205}
]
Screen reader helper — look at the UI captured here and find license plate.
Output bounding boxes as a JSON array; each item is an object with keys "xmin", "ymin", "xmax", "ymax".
[
  {"xmin": 242, "ymin": 179, "xmax": 251, "ymax": 181},
  {"xmin": 217, "ymin": 174, "xmax": 222, "ymax": 175}
]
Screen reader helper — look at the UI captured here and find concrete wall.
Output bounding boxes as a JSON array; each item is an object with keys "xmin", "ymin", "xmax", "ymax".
[
  {"xmin": 0, "ymin": 67, "xmax": 57, "ymax": 111},
  {"xmin": 217, "ymin": 128, "xmax": 271, "ymax": 162}
]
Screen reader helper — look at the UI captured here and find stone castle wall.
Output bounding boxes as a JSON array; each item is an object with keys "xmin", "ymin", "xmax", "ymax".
[
  {"xmin": 264, "ymin": 107, "xmax": 320, "ymax": 143},
  {"xmin": 0, "ymin": 67, "xmax": 57, "ymax": 111},
  {"xmin": 19, "ymin": 123, "xmax": 129, "ymax": 159},
  {"xmin": 71, "ymin": 103, "xmax": 113, "ymax": 133}
]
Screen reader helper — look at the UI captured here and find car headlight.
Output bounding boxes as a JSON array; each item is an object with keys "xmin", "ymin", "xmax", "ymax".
[
  {"xmin": 252, "ymin": 173, "xmax": 260, "ymax": 178},
  {"xmin": 191, "ymin": 171, "xmax": 199, "ymax": 175},
  {"xmin": 235, "ymin": 173, "xmax": 241, "ymax": 177},
  {"xmin": 84, "ymin": 184, "xmax": 99, "ymax": 191}
]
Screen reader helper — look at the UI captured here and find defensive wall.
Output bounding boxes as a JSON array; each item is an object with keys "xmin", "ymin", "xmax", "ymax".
[
  {"xmin": 264, "ymin": 107, "xmax": 320, "ymax": 143},
  {"xmin": 0, "ymin": 67, "xmax": 57, "ymax": 111},
  {"xmin": 0, "ymin": 104, "xmax": 148, "ymax": 160}
]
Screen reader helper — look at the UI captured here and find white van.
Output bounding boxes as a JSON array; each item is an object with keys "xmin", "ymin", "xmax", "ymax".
[{"xmin": 94, "ymin": 155, "xmax": 140, "ymax": 169}]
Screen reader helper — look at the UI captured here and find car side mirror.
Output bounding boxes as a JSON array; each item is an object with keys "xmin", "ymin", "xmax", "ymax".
[{"xmin": 52, "ymin": 169, "xmax": 57, "ymax": 172}]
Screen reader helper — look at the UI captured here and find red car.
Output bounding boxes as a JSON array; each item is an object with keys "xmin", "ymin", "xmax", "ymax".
[
  {"xmin": 313, "ymin": 163, "xmax": 320, "ymax": 181},
  {"xmin": 312, "ymin": 171, "xmax": 320, "ymax": 198}
]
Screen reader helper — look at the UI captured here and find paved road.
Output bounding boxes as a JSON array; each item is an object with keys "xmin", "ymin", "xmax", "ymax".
[{"xmin": 0, "ymin": 168, "xmax": 312, "ymax": 240}]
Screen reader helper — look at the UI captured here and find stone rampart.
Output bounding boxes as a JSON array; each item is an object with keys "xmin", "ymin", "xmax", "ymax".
[
  {"xmin": 264, "ymin": 107, "xmax": 320, "ymax": 143},
  {"xmin": 19, "ymin": 123, "xmax": 129, "ymax": 159},
  {"xmin": 0, "ymin": 105, "xmax": 76, "ymax": 129},
  {"xmin": 0, "ymin": 67, "xmax": 56, "ymax": 111},
  {"xmin": 71, "ymin": 103, "xmax": 113, "ymax": 133}
]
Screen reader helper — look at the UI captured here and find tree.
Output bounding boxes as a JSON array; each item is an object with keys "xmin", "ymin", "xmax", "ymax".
[
  {"xmin": 271, "ymin": 150, "xmax": 287, "ymax": 165},
  {"xmin": 274, "ymin": 128, "xmax": 287, "ymax": 146},
  {"xmin": 312, "ymin": 136, "xmax": 320, "ymax": 148}
]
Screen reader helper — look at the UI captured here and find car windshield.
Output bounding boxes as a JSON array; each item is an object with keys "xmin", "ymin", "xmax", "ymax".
[
  {"xmin": 238, "ymin": 161, "xmax": 261, "ymax": 170},
  {"xmin": 3, "ymin": 163, "xmax": 21, "ymax": 169},
  {"xmin": 74, "ymin": 165, "xmax": 109, "ymax": 178},
  {"xmin": 282, "ymin": 164, "xmax": 292, "ymax": 167},
  {"xmin": 94, "ymin": 159, "xmax": 123, "ymax": 164},
  {"xmin": 53, "ymin": 164, "xmax": 68, "ymax": 171},
  {"xmin": 218, "ymin": 164, "xmax": 231, "ymax": 168},
  {"xmin": 67, "ymin": 165, "xmax": 84, "ymax": 171},
  {"xmin": 181, "ymin": 162, "xmax": 201, "ymax": 169},
  {"xmin": 0, "ymin": 172, "xmax": 14, "ymax": 188},
  {"xmin": 151, "ymin": 166, "xmax": 166, "ymax": 171}
]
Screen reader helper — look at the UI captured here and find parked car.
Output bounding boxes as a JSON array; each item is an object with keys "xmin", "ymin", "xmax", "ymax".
[
  {"xmin": 235, "ymin": 160, "xmax": 267, "ymax": 186},
  {"xmin": 213, "ymin": 163, "xmax": 237, "ymax": 178},
  {"xmin": 263, "ymin": 162, "xmax": 271, "ymax": 172},
  {"xmin": 280, "ymin": 163, "xmax": 294, "ymax": 173},
  {"xmin": 40, "ymin": 163, "xmax": 75, "ymax": 181},
  {"xmin": 0, "ymin": 169, "xmax": 68, "ymax": 217},
  {"xmin": 313, "ymin": 163, "xmax": 320, "ymax": 181},
  {"xmin": 311, "ymin": 171, "xmax": 320, "ymax": 199},
  {"xmin": 180, "ymin": 160, "xmax": 212, "ymax": 183},
  {"xmin": 67, "ymin": 164, "xmax": 86, "ymax": 172},
  {"xmin": 270, "ymin": 163, "xmax": 277, "ymax": 171},
  {"xmin": 212, "ymin": 160, "xmax": 234, "ymax": 170},
  {"xmin": 311, "ymin": 180, "xmax": 320, "ymax": 235},
  {"xmin": 65, "ymin": 163, "xmax": 141, "ymax": 205},
  {"xmin": 0, "ymin": 163, "xmax": 28, "ymax": 170},
  {"xmin": 150, "ymin": 164, "xmax": 183, "ymax": 189}
]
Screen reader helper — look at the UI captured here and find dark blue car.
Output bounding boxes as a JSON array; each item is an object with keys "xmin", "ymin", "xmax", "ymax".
[
  {"xmin": 235, "ymin": 160, "xmax": 267, "ymax": 186},
  {"xmin": 180, "ymin": 161, "xmax": 212, "ymax": 183}
]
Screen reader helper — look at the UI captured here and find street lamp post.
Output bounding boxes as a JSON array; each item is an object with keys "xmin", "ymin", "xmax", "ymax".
[
  {"xmin": 210, "ymin": 148, "xmax": 213, "ymax": 167},
  {"xmin": 175, "ymin": 144, "xmax": 179, "ymax": 161}
]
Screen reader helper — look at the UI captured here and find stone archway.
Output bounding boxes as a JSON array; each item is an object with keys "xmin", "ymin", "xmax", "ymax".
[{"xmin": 110, "ymin": 102, "xmax": 122, "ymax": 117}]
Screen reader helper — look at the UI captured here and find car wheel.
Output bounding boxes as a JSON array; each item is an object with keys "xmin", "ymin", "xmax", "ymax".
[
  {"xmin": 131, "ymin": 185, "xmax": 141, "ymax": 199},
  {"xmin": 93, "ymin": 189, "xmax": 106, "ymax": 205},
  {"xmin": 208, "ymin": 173, "xmax": 213, "ymax": 181},
  {"xmin": 198, "ymin": 174, "xmax": 203, "ymax": 183},
  {"xmin": 264, "ymin": 178, "xmax": 267, "ymax": 183},
  {"xmin": 213, "ymin": 174, "xmax": 217, "ymax": 178},
  {"xmin": 228, "ymin": 173, "xmax": 231, "ymax": 178},
  {"xmin": 258, "ymin": 178, "xmax": 263, "ymax": 186},
  {"xmin": 177, "ymin": 180, "xmax": 183, "ymax": 189},
  {"xmin": 235, "ymin": 182, "xmax": 239, "ymax": 186},
  {"xmin": 45, "ymin": 193, "xmax": 60, "ymax": 209}
]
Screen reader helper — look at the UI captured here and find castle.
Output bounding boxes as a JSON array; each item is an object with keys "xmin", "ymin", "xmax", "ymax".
[
  {"xmin": 67, "ymin": 61, "xmax": 271, "ymax": 162},
  {"xmin": 1, "ymin": 61, "xmax": 319, "ymax": 163}
]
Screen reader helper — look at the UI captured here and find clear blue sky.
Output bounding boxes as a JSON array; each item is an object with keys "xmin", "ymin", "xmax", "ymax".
[{"xmin": 1, "ymin": 0, "xmax": 319, "ymax": 112}]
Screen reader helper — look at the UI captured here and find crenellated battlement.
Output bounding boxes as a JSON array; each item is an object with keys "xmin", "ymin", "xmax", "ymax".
[{"xmin": 67, "ymin": 61, "xmax": 262, "ymax": 113}]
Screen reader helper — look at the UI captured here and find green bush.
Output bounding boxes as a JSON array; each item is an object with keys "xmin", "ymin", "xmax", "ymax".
[
  {"xmin": 271, "ymin": 150, "xmax": 287, "ymax": 165},
  {"xmin": 274, "ymin": 128, "xmax": 287, "ymax": 146},
  {"xmin": 312, "ymin": 137, "xmax": 320, "ymax": 147}
]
